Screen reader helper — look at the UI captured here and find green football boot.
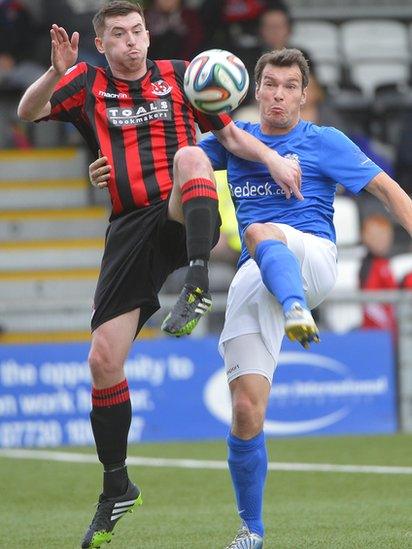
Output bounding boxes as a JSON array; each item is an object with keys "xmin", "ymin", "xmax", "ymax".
[
  {"xmin": 162, "ymin": 283, "xmax": 212, "ymax": 336},
  {"xmin": 81, "ymin": 481, "xmax": 142, "ymax": 548}
]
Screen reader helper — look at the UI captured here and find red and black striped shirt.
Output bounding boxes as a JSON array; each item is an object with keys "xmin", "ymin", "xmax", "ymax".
[{"xmin": 42, "ymin": 59, "xmax": 231, "ymax": 217}]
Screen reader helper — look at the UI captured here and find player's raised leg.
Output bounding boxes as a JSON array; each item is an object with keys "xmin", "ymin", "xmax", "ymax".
[
  {"xmin": 81, "ymin": 310, "xmax": 142, "ymax": 549},
  {"xmin": 244, "ymin": 222, "xmax": 319, "ymax": 349},
  {"xmin": 162, "ymin": 146, "xmax": 218, "ymax": 336}
]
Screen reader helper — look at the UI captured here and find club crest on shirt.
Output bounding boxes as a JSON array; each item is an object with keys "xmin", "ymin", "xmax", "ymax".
[
  {"xmin": 151, "ymin": 79, "xmax": 172, "ymax": 96},
  {"xmin": 285, "ymin": 153, "xmax": 300, "ymax": 164}
]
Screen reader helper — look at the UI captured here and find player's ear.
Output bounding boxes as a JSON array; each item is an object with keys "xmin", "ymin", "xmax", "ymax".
[
  {"xmin": 255, "ymin": 82, "xmax": 261, "ymax": 101},
  {"xmin": 95, "ymin": 36, "xmax": 104, "ymax": 54},
  {"xmin": 300, "ymin": 88, "xmax": 307, "ymax": 106}
]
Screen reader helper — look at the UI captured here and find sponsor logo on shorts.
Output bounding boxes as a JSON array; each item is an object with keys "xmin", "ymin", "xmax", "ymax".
[
  {"xmin": 106, "ymin": 100, "xmax": 172, "ymax": 126},
  {"xmin": 227, "ymin": 364, "xmax": 240, "ymax": 375}
]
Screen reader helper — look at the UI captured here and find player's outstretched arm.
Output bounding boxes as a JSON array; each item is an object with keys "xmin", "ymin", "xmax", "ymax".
[
  {"xmin": 213, "ymin": 121, "xmax": 303, "ymax": 200},
  {"xmin": 17, "ymin": 24, "xmax": 79, "ymax": 122},
  {"xmin": 366, "ymin": 172, "xmax": 412, "ymax": 236}
]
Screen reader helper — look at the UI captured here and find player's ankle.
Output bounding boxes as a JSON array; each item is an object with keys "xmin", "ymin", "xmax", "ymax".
[{"xmin": 185, "ymin": 260, "xmax": 209, "ymax": 292}]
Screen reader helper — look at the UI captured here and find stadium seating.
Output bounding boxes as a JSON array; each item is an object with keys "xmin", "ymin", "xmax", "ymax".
[
  {"xmin": 341, "ymin": 20, "xmax": 409, "ymax": 63},
  {"xmin": 348, "ymin": 61, "xmax": 409, "ymax": 98},
  {"xmin": 321, "ymin": 196, "xmax": 364, "ymax": 332},
  {"xmin": 390, "ymin": 253, "xmax": 412, "ymax": 284},
  {"xmin": 289, "ymin": 16, "xmax": 412, "ymax": 144},
  {"xmin": 340, "ymin": 19, "xmax": 410, "ymax": 100},
  {"xmin": 333, "ymin": 195, "xmax": 360, "ymax": 247},
  {"xmin": 322, "ymin": 256, "xmax": 363, "ymax": 333},
  {"xmin": 290, "ymin": 21, "xmax": 341, "ymax": 87},
  {"xmin": 0, "ymin": 148, "xmax": 107, "ymax": 342}
]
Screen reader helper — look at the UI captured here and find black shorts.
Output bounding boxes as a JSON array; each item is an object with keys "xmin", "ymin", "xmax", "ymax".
[{"xmin": 92, "ymin": 200, "xmax": 220, "ymax": 335}]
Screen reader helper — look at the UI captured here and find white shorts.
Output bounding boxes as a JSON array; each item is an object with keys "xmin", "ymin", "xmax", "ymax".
[{"xmin": 219, "ymin": 224, "xmax": 338, "ymax": 384}]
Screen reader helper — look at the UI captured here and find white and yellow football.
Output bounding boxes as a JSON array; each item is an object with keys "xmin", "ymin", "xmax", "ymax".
[{"xmin": 184, "ymin": 49, "xmax": 249, "ymax": 114}]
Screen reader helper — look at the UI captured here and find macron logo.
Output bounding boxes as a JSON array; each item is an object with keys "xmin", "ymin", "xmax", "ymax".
[{"xmin": 98, "ymin": 90, "xmax": 130, "ymax": 99}]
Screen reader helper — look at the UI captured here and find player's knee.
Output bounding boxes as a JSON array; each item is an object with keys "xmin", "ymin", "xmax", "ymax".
[
  {"xmin": 88, "ymin": 337, "xmax": 119, "ymax": 381},
  {"xmin": 232, "ymin": 395, "xmax": 265, "ymax": 434},
  {"xmin": 174, "ymin": 146, "xmax": 212, "ymax": 178},
  {"xmin": 244, "ymin": 223, "xmax": 285, "ymax": 256}
]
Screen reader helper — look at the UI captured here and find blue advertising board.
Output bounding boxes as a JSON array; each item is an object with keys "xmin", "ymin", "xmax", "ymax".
[{"xmin": 0, "ymin": 331, "xmax": 397, "ymax": 447}]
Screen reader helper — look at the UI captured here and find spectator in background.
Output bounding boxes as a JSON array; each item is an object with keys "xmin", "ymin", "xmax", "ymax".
[
  {"xmin": 0, "ymin": 0, "xmax": 45, "ymax": 147},
  {"xmin": 144, "ymin": 0, "xmax": 205, "ymax": 60},
  {"xmin": 359, "ymin": 214, "xmax": 398, "ymax": 335},
  {"xmin": 0, "ymin": 0, "xmax": 45, "ymax": 89},
  {"xmin": 240, "ymin": 2, "xmax": 311, "ymax": 83},
  {"xmin": 37, "ymin": 0, "xmax": 106, "ymax": 67},
  {"xmin": 300, "ymin": 71, "xmax": 347, "ymax": 131},
  {"xmin": 199, "ymin": 0, "xmax": 267, "ymax": 52},
  {"xmin": 230, "ymin": 1, "xmax": 316, "ymax": 110},
  {"xmin": 258, "ymin": 1, "xmax": 292, "ymax": 50}
]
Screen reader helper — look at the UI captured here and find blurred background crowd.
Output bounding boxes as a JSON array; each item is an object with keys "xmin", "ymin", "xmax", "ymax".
[{"xmin": 1, "ymin": 0, "xmax": 412, "ymax": 341}]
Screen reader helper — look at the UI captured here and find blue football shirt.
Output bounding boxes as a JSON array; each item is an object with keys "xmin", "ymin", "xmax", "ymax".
[{"xmin": 199, "ymin": 119, "xmax": 382, "ymax": 266}]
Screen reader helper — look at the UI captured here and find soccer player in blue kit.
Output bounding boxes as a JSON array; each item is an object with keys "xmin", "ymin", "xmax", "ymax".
[
  {"xmin": 89, "ymin": 48, "xmax": 412, "ymax": 548},
  {"xmin": 197, "ymin": 48, "xmax": 412, "ymax": 548}
]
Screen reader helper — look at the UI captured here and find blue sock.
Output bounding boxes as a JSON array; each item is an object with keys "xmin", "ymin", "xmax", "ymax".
[
  {"xmin": 227, "ymin": 431, "xmax": 267, "ymax": 537},
  {"xmin": 255, "ymin": 239, "xmax": 306, "ymax": 314}
]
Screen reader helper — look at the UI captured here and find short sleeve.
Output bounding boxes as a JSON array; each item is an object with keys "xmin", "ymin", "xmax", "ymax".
[
  {"xmin": 198, "ymin": 132, "xmax": 228, "ymax": 171},
  {"xmin": 40, "ymin": 62, "xmax": 87, "ymax": 123},
  {"xmin": 319, "ymin": 127, "xmax": 382, "ymax": 194},
  {"xmin": 194, "ymin": 110, "xmax": 232, "ymax": 133}
]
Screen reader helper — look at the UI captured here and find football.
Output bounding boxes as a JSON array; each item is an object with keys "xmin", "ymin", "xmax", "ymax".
[{"xmin": 184, "ymin": 49, "xmax": 249, "ymax": 114}]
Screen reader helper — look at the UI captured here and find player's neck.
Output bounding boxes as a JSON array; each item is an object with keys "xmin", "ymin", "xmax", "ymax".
[
  {"xmin": 108, "ymin": 61, "xmax": 147, "ymax": 81},
  {"xmin": 260, "ymin": 118, "xmax": 300, "ymax": 136}
]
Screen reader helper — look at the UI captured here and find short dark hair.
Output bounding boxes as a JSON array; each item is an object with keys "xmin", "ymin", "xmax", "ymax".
[
  {"xmin": 254, "ymin": 48, "xmax": 310, "ymax": 89},
  {"xmin": 260, "ymin": 3, "xmax": 293, "ymax": 30},
  {"xmin": 92, "ymin": 1, "xmax": 145, "ymax": 37}
]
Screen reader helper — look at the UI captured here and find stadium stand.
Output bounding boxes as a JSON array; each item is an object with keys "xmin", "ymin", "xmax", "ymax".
[
  {"xmin": 289, "ymin": 20, "xmax": 341, "ymax": 87},
  {"xmin": 340, "ymin": 19, "xmax": 410, "ymax": 97},
  {"xmin": 341, "ymin": 19, "xmax": 409, "ymax": 63},
  {"xmin": 0, "ymin": 148, "xmax": 107, "ymax": 342},
  {"xmin": 333, "ymin": 195, "xmax": 361, "ymax": 248},
  {"xmin": 349, "ymin": 62, "xmax": 409, "ymax": 99},
  {"xmin": 322, "ymin": 257, "xmax": 364, "ymax": 333},
  {"xmin": 390, "ymin": 253, "xmax": 412, "ymax": 284},
  {"xmin": 322, "ymin": 196, "xmax": 364, "ymax": 332}
]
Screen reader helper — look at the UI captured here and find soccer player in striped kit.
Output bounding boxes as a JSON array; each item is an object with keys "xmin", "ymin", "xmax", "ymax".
[{"xmin": 17, "ymin": 2, "xmax": 301, "ymax": 547}]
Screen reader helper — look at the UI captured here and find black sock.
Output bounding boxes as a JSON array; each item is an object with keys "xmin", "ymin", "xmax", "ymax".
[
  {"xmin": 181, "ymin": 178, "xmax": 218, "ymax": 292},
  {"xmin": 103, "ymin": 463, "xmax": 129, "ymax": 498},
  {"xmin": 90, "ymin": 379, "xmax": 131, "ymax": 497},
  {"xmin": 185, "ymin": 261, "xmax": 209, "ymax": 291}
]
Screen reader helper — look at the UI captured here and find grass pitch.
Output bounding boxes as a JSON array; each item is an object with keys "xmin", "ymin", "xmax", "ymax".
[{"xmin": 0, "ymin": 434, "xmax": 411, "ymax": 548}]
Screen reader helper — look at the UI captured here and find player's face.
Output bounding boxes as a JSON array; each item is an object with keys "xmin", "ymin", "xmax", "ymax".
[
  {"xmin": 95, "ymin": 12, "xmax": 150, "ymax": 76},
  {"xmin": 259, "ymin": 11, "xmax": 291, "ymax": 49},
  {"xmin": 255, "ymin": 63, "xmax": 306, "ymax": 134}
]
